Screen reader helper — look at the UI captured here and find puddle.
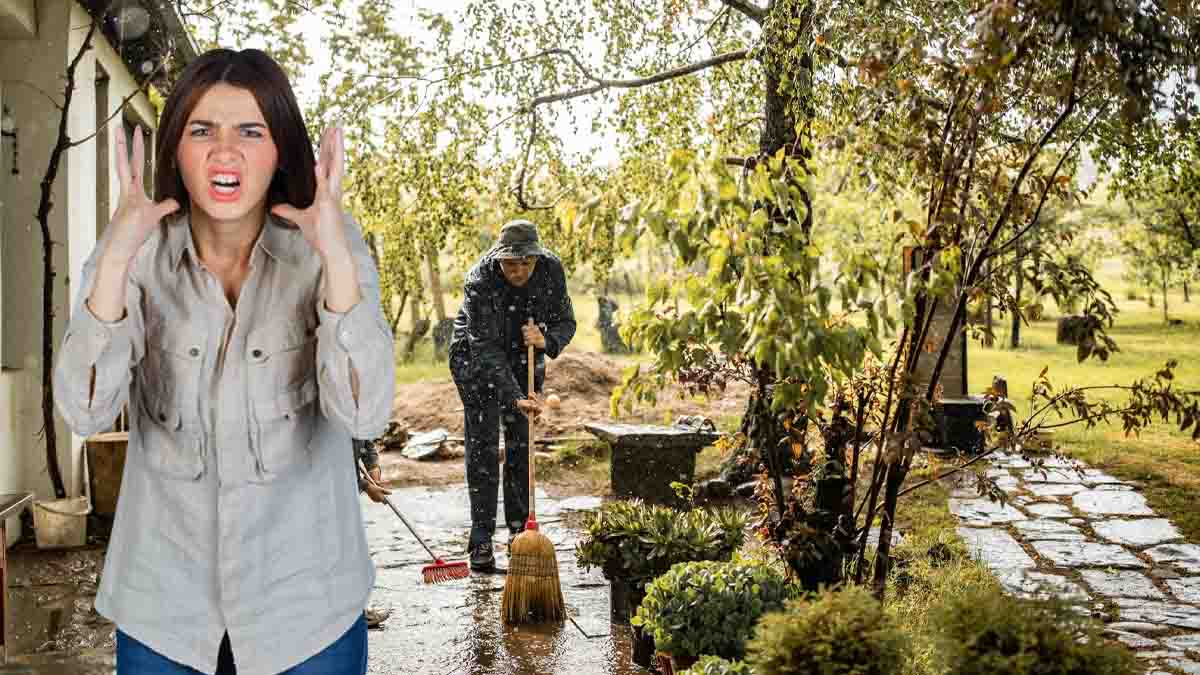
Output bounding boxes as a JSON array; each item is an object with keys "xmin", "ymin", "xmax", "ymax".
[
  {"xmin": 6, "ymin": 546, "xmax": 114, "ymax": 660},
  {"xmin": 6, "ymin": 487, "xmax": 643, "ymax": 673},
  {"xmin": 362, "ymin": 486, "xmax": 643, "ymax": 674}
]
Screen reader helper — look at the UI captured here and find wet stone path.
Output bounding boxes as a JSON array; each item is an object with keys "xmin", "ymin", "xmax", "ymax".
[
  {"xmin": 950, "ymin": 451, "xmax": 1200, "ymax": 675},
  {"xmin": 358, "ymin": 485, "xmax": 640, "ymax": 675}
]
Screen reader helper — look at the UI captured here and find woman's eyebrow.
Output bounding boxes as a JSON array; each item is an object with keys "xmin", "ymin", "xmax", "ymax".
[{"xmin": 187, "ymin": 120, "xmax": 268, "ymax": 129}]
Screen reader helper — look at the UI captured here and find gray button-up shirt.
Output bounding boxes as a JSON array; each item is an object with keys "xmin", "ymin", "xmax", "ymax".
[{"xmin": 53, "ymin": 212, "xmax": 395, "ymax": 674}]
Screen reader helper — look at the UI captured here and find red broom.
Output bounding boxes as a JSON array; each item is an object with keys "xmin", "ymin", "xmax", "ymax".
[{"xmin": 358, "ymin": 459, "xmax": 469, "ymax": 584}]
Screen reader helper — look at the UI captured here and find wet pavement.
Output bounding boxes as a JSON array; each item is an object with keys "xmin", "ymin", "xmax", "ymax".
[
  {"xmin": 6, "ymin": 486, "xmax": 646, "ymax": 674},
  {"xmin": 361, "ymin": 486, "xmax": 643, "ymax": 675}
]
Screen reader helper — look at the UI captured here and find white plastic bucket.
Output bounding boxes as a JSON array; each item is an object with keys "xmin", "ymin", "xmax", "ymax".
[{"xmin": 33, "ymin": 496, "xmax": 91, "ymax": 549}]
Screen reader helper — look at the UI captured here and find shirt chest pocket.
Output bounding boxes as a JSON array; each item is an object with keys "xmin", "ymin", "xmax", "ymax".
[
  {"xmin": 137, "ymin": 321, "xmax": 206, "ymax": 481},
  {"xmin": 246, "ymin": 321, "xmax": 319, "ymax": 482}
]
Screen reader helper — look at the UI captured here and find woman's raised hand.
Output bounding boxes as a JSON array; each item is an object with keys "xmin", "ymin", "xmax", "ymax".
[
  {"xmin": 104, "ymin": 126, "xmax": 180, "ymax": 265},
  {"xmin": 270, "ymin": 126, "xmax": 351, "ymax": 262}
]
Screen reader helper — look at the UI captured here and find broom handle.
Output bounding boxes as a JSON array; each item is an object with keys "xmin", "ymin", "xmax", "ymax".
[
  {"xmin": 527, "ymin": 338, "xmax": 537, "ymax": 521},
  {"xmin": 358, "ymin": 459, "xmax": 441, "ymax": 563}
]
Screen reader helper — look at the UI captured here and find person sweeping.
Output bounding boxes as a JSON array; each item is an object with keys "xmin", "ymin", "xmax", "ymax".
[{"xmin": 448, "ymin": 220, "xmax": 577, "ymax": 574}]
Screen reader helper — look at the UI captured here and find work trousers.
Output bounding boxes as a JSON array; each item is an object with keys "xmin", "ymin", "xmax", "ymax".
[{"xmin": 450, "ymin": 349, "xmax": 544, "ymax": 550}]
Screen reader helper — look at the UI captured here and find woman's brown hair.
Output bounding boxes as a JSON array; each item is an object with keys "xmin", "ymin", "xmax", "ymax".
[{"xmin": 154, "ymin": 48, "xmax": 316, "ymax": 213}]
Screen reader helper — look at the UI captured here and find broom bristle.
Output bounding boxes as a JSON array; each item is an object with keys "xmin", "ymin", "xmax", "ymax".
[
  {"xmin": 501, "ymin": 529, "xmax": 564, "ymax": 624},
  {"xmin": 422, "ymin": 561, "xmax": 470, "ymax": 584}
]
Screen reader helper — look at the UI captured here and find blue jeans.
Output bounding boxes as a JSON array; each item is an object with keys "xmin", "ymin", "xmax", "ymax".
[{"xmin": 116, "ymin": 614, "xmax": 368, "ymax": 674}]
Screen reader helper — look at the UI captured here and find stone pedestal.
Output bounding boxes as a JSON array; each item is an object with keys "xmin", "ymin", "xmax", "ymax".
[{"xmin": 583, "ymin": 423, "xmax": 721, "ymax": 508}]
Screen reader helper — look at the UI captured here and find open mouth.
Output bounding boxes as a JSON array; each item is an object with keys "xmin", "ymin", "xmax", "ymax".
[
  {"xmin": 207, "ymin": 169, "xmax": 243, "ymax": 202},
  {"xmin": 211, "ymin": 173, "xmax": 241, "ymax": 194}
]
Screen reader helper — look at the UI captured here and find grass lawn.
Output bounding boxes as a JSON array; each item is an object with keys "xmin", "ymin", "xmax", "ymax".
[{"xmin": 971, "ymin": 257, "xmax": 1200, "ymax": 539}]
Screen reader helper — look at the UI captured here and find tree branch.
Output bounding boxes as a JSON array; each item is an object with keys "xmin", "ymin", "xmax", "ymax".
[
  {"xmin": 720, "ymin": 0, "xmax": 766, "ymax": 23},
  {"xmin": 511, "ymin": 48, "xmax": 749, "ymax": 208},
  {"xmin": 923, "ymin": 49, "xmax": 1085, "ymax": 402},
  {"xmin": 67, "ymin": 63, "xmax": 163, "ymax": 150},
  {"xmin": 512, "ymin": 110, "xmax": 571, "ymax": 211},
  {"xmin": 989, "ymin": 102, "xmax": 1105, "ymax": 260},
  {"xmin": 526, "ymin": 49, "xmax": 750, "ymax": 109}
]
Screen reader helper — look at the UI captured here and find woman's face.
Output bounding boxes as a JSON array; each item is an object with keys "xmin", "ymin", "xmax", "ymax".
[{"xmin": 176, "ymin": 82, "xmax": 279, "ymax": 227}]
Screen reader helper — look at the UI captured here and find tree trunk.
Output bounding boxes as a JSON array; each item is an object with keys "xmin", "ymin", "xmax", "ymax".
[
  {"xmin": 1163, "ymin": 266, "xmax": 1170, "ymax": 324},
  {"xmin": 404, "ymin": 296, "xmax": 429, "ymax": 360},
  {"xmin": 1011, "ymin": 248, "xmax": 1024, "ymax": 349},
  {"xmin": 1185, "ymin": 282, "xmax": 1190, "ymax": 303},
  {"xmin": 426, "ymin": 245, "xmax": 447, "ymax": 323},
  {"xmin": 31, "ymin": 16, "xmax": 104, "ymax": 499},
  {"xmin": 748, "ymin": 0, "xmax": 840, "ymax": 592},
  {"xmin": 984, "ymin": 259, "xmax": 995, "ymax": 347},
  {"xmin": 390, "ymin": 290, "xmax": 408, "ymax": 335}
]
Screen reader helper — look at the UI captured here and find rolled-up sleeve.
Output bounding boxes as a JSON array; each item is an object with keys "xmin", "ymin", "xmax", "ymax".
[
  {"xmin": 53, "ymin": 252, "xmax": 143, "ymax": 437},
  {"xmin": 316, "ymin": 214, "xmax": 396, "ymax": 439}
]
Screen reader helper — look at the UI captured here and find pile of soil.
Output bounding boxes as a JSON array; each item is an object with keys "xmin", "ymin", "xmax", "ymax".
[
  {"xmin": 391, "ymin": 351, "xmax": 627, "ymax": 438},
  {"xmin": 383, "ymin": 350, "xmax": 749, "ymax": 488}
]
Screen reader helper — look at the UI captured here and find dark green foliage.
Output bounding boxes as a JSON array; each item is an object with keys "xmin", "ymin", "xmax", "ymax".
[
  {"xmin": 632, "ymin": 560, "xmax": 790, "ymax": 660},
  {"xmin": 932, "ymin": 587, "xmax": 1139, "ymax": 675},
  {"xmin": 574, "ymin": 499, "xmax": 746, "ymax": 587},
  {"xmin": 746, "ymin": 585, "xmax": 907, "ymax": 675}
]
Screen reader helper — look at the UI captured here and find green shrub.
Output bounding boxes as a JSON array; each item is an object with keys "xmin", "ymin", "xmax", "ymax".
[
  {"xmin": 632, "ymin": 560, "xmax": 790, "ymax": 660},
  {"xmin": 679, "ymin": 655, "xmax": 754, "ymax": 675},
  {"xmin": 932, "ymin": 587, "xmax": 1139, "ymax": 675},
  {"xmin": 575, "ymin": 499, "xmax": 746, "ymax": 586},
  {"xmin": 746, "ymin": 585, "xmax": 907, "ymax": 675}
]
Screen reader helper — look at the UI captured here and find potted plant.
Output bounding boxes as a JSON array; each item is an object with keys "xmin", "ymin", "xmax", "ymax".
[
  {"xmin": 576, "ymin": 500, "xmax": 746, "ymax": 668},
  {"xmin": 576, "ymin": 499, "xmax": 747, "ymax": 607},
  {"xmin": 632, "ymin": 560, "xmax": 790, "ymax": 673}
]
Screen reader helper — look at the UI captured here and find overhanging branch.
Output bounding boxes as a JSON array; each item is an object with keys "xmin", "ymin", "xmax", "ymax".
[
  {"xmin": 526, "ymin": 49, "xmax": 750, "ymax": 109},
  {"xmin": 720, "ymin": 0, "xmax": 766, "ymax": 23},
  {"xmin": 513, "ymin": 48, "xmax": 751, "ymax": 208}
]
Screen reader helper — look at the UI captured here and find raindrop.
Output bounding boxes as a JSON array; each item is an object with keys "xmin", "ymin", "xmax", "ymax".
[{"xmin": 112, "ymin": 4, "xmax": 151, "ymax": 41}]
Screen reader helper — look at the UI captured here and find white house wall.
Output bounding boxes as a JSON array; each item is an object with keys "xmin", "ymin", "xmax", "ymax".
[{"xmin": 1, "ymin": 0, "xmax": 157, "ymax": 545}]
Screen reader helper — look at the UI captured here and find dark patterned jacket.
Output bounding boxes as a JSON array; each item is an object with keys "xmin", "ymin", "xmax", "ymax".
[{"xmin": 449, "ymin": 250, "xmax": 576, "ymax": 411}]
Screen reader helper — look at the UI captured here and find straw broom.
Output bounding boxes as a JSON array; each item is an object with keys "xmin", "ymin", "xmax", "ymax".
[{"xmin": 501, "ymin": 338, "xmax": 565, "ymax": 624}]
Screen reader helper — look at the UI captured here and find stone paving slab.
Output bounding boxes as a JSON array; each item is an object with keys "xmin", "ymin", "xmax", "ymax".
[
  {"xmin": 1025, "ymin": 483, "xmax": 1088, "ymax": 497},
  {"xmin": 1080, "ymin": 570, "xmax": 1165, "ymax": 600},
  {"xmin": 1168, "ymin": 578, "xmax": 1200, "ymax": 604},
  {"xmin": 956, "ymin": 526, "xmax": 1036, "ymax": 570},
  {"xmin": 1031, "ymin": 540, "xmax": 1147, "ymax": 569},
  {"xmin": 1073, "ymin": 489, "xmax": 1156, "ymax": 516},
  {"xmin": 946, "ymin": 453, "xmax": 1200, "ymax": 672},
  {"xmin": 995, "ymin": 569, "xmax": 1088, "ymax": 601},
  {"xmin": 949, "ymin": 498, "xmax": 1028, "ymax": 525},
  {"xmin": 1115, "ymin": 598, "xmax": 1200, "ymax": 630},
  {"xmin": 1013, "ymin": 519, "xmax": 1087, "ymax": 542},
  {"xmin": 1093, "ymin": 519, "xmax": 1183, "ymax": 548},
  {"xmin": 1025, "ymin": 502, "xmax": 1074, "ymax": 519},
  {"xmin": 1147, "ymin": 544, "xmax": 1200, "ymax": 574}
]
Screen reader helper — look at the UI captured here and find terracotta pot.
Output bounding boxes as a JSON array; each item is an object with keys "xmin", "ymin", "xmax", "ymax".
[{"xmin": 654, "ymin": 651, "xmax": 698, "ymax": 674}]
